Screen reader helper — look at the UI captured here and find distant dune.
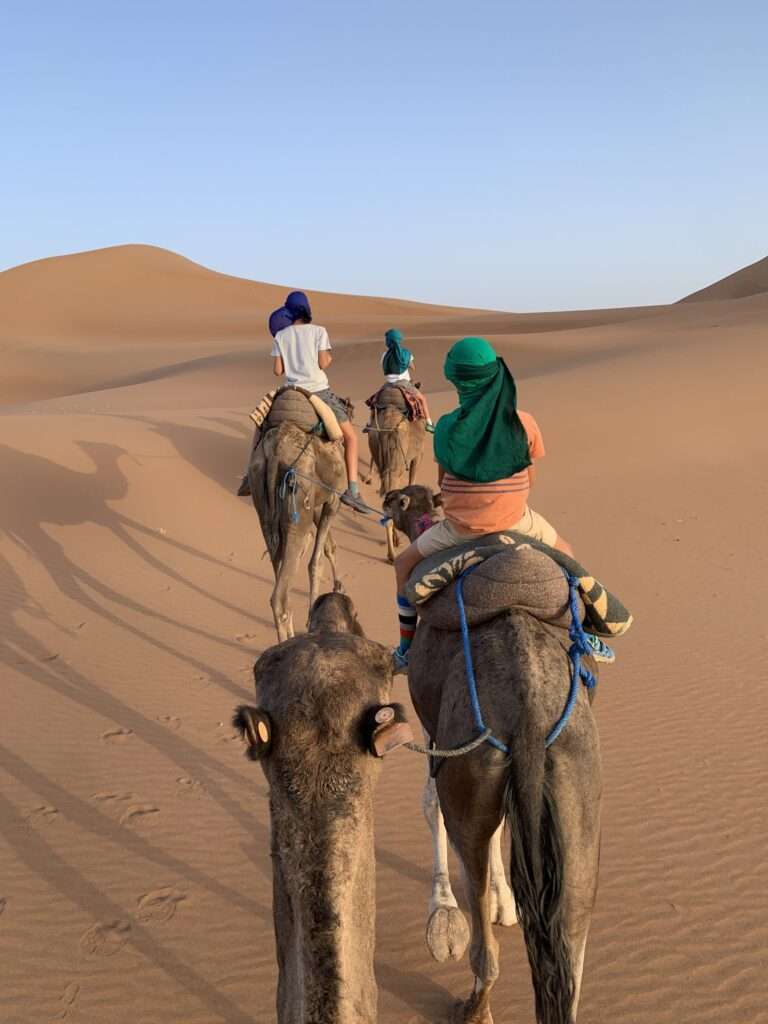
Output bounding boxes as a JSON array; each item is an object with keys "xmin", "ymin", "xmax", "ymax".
[
  {"xmin": 1, "ymin": 243, "xmax": 766, "ymax": 407},
  {"xmin": 679, "ymin": 254, "xmax": 768, "ymax": 303}
]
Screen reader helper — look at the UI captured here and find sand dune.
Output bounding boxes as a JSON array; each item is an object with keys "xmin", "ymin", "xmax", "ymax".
[
  {"xmin": 679, "ymin": 254, "xmax": 768, "ymax": 303},
  {"xmin": 1, "ymin": 247, "xmax": 767, "ymax": 1023}
]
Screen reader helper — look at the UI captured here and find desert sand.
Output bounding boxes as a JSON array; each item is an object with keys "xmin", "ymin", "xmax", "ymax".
[{"xmin": 1, "ymin": 245, "xmax": 766, "ymax": 1023}]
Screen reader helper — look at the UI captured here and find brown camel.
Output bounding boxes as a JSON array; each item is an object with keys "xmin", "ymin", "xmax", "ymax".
[
  {"xmin": 249, "ymin": 418, "xmax": 346, "ymax": 641},
  {"xmin": 234, "ymin": 590, "xmax": 412, "ymax": 1024},
  {"xmin": 384, "ymin": 485, "xmax": 602, "ymax": 1024},
  {"xmin": 365, "ymin": 388, "xmax": 426, "ymax": 562}
]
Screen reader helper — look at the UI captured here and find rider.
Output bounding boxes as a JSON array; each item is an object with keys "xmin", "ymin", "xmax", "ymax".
[
  {"xmin": 380, "ymin": 328, "xmax": 434, "ymax": 431},
  {"xmin": 270, "ymin": 291, "xmax": 369, "ymax": 513},
  {"xmin": 392, "ymin": 336, "xmax": 615, "ymax": 670}
]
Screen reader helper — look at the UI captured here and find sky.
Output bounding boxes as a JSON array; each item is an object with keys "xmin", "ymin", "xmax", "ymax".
[{"xmin": 1, "ymin": 0, "xmax": 766, "ymax": 310}]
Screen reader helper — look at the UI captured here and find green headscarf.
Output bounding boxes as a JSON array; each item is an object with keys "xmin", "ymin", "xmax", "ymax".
[
  {"xmin": 382, "ymin": 328, "xmax": 412, "ymax": 376},
  {"xmin": 433, "ymin": 337, "xmax": 531, "ymax": 482}
]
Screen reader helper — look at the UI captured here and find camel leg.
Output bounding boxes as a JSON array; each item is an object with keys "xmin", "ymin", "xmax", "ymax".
[
  {"xmin": 385, "ymin": 519, "xmax": 399, "ymax": 564},
  {"xmin": 323, "ymin": 526, "xmax": 337, "ymax": 587},
  {"xmin": 442, "ymin": 807, "xmax": 500, "ymax": 1023},
  {"xmin": 308, "ymin": 505, "xmax": 334, "ymax": 617},
  {"xmin": 424, "ymin": 770, "xmax": 470, "ymax": 963},
  {"xmin": 271, "ymin": 530, "xmax": 303, "ymax": 642},
  {"xmin": 488, "ymin": 824, "xmax": 517, "ymax": 927}
]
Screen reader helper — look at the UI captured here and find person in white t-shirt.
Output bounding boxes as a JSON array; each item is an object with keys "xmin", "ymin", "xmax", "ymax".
[{"xmin": 270, "ymin": 291, "xmax": 368, "ymax": 513}]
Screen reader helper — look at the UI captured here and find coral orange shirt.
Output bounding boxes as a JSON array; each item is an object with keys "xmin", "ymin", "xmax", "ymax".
[{"xmin": 440, "ymin": 410, "xmax": 545, "ymax": 534}]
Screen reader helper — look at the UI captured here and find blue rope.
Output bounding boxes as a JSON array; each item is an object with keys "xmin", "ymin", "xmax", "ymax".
[
  {"xmin": 454, "ymin": 565, "xmax": 597, "ymax": 754},
  {"xmin": 544, "ymin": 572, "xmax": 598, "ymax": 748},
  {"xmin": 279, "ymin": 468, "xmax": 300, "ymax": 523},
  {"xmin": 456, "ymin": 564, "xmax": 510, "ymax": 754}
]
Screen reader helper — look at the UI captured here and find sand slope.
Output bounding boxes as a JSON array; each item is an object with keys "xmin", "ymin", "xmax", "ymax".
[
  {"xmin": 679, "ymin": 254, "xmax": 768, "ymax": 303},
  {"xmin": 1, "ymin": 249, "xmax": 767, "ymax": 1023}
]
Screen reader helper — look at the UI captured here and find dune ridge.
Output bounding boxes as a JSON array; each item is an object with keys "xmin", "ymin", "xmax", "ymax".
[{"xmin": 679, "ymin": 254, "xmax": 768, "ymax": 303}]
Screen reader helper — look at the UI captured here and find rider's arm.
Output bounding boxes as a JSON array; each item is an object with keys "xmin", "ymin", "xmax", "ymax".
[
  {"xmin": 272, "ymin": 356, "xmax": 284, "ymax": 377},
  {"xmin": 318, "ymin": 350, "xmax": 332, "ymax": 370}
]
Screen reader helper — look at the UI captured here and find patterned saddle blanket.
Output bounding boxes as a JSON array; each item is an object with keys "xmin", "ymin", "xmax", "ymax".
[{"xmin": 406, "ymin": 531, "xmax": 633, "ymax": 638}]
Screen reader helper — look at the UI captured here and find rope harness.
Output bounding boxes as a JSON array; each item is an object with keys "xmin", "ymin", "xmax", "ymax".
[{"xmin": 408, "ymin": 562, "xmax": 598, "ymax": 760}]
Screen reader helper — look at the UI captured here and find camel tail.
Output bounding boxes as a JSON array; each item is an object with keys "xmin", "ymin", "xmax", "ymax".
[{"xmin": 505, "ymin": 734, "xmax": 574, "ymax": 1023}]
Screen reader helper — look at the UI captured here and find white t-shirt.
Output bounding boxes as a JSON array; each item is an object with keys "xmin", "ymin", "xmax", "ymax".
[
  {"xmin": 271, "ymin": 324, "xmax": 331, "ymax": 393},
  {"xmin": 381, "ymin": 350, "xmax": 413, "ymax": 384}
]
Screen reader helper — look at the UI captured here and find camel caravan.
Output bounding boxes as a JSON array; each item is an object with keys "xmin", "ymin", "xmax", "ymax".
[{"xmin": 235, "ymin": 292, "xmax": 633, "ymax": 1023}]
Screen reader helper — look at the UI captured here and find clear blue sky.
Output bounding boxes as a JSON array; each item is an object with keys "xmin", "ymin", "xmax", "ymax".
[{"xmin": 1, "ymin": 0, "xmax": 766, "ymax": 310}]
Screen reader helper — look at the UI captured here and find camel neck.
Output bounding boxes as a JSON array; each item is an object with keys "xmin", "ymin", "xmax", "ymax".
[{"xmin": 272, "ymin": 794, "xmax": 378, "ymax": 1023}]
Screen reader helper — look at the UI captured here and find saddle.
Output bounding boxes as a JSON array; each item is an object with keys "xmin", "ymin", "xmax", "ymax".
[
  {"xmin": 250, "ymin": 387, "xmax": 342, "ymax": 442},
  {"xmin": 365, "ymin": 383, "xmax": 426, "ymax": 422},
  {"xmin": 406, "ymin": 533, "xmax": 632, "ymax": 638}
]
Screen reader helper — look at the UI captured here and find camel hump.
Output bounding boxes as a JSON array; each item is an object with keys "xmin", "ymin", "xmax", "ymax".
[
  {"xmin": 373, "ymin": 384, "xmax": 408, "ymax": 410},
  {"xmin": 267, "ymin": 388, "xmax": 324, "ymax": 434},
  {"xmin": 414, "ymin": 546, "xmax": 581, "ymax": 631}
]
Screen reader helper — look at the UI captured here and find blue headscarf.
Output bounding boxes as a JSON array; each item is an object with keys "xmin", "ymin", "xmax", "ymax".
[
  {"xmin": 382, "ymin": 328, "xmax": 412, "ymax": 376},
  {"xmin": 285, "ymin": 290, "xmax": 312, "ymax": 322},
  {"xmin": 269, "ymin": 306, "xmax": 295, "ymax": 338}
]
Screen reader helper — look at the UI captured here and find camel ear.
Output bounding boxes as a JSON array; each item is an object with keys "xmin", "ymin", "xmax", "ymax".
[
  {"xmin": 362, "ymin": 703, "xmax": 413, "ymax": 757},
  {"xmin": 433, "ymin": 491, "xmax": 443, "ymax": 508},
  {"xmin": 233, "ymin": 705, "xmax": 274, "ymax": 760},
  {"xmin": 398, "ymin": 494, "xmax": 411, "ymax": 511}
]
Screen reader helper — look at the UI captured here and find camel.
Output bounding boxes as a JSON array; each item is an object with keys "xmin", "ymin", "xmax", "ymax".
[
  {"xmin": 383, "ymin": 485, "xmax": 602, "ymax": 1024},
  {"xmin": 234, "ymin": 590, "xmax": 412, "ymax": 1024},
  {"xmin": 364, "ymin": 387, "xmax": 426, "ymax": 562},
  {"xmin": 248, "ymin": 415, "xmax": 346, "ymax": 641}
]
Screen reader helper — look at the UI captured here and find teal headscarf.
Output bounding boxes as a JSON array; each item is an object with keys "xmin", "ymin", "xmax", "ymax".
[
  {"xmin": 433, "ymin": 337, "xmax": 531, "ymax": 482},
  {"xmin": 382, "ymin": 328, "xmax": 412, "ymax": 376}
]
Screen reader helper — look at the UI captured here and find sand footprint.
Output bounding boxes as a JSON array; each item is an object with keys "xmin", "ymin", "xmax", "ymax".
[
  {"xmin": 175, "ymin": 776, "xmax": 204, "ymax": 796},
  {"xmin": 0, "ymin": 897, "xmax": 6, "ymax": 915},
  {"xmin": 157, "ymin": 715, "xmax": 181, "ymax": 731},
  {"xmin": 91, "ymin": 791, "xmax": 134, "ymax": 804},
  {"xmin": 120, "ymin": 804, "xmax": 159, "ymax": 826},
  {"xmin": 50, "ymin": 981, "xmax": 80, "ymax": 1018},
  {"xmin": 101, "ymin": 728, "xmax": 134, "ymax": 744},
  {"xmin": 79, "ymin": 920, "xmax": 131, "ymax": 958},
  {"xmin": 136, "ymin": 886, "xmax": 187, "ymax": 924},
  {"xmin": 25, "ymin": 804, "xmax": 59, "ymax": 826}
]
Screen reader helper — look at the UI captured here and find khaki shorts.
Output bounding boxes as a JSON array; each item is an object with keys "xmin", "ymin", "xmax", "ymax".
[{"xmin": 415, "ymin": 506, "xmax": 559, "ymax": 558}]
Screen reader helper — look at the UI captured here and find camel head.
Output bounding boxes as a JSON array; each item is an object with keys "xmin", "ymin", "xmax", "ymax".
[
  {"xmin": 382, "ymin": 484, "xmax": 443, "ymax": 542},
  {"xmin": 307, "ymin": 586, "xmax": 365, "ymax": 636},
  {"xmin": 233, "ymin": 592, "xmax": 411, "ymax": 1023}
]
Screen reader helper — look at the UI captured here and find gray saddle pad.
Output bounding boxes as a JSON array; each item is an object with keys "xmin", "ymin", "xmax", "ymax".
[
  {"xmin": 414, "ymin": 545, "xmax": 582, "ymax": 631},
  {"xmin": 266, "ymin": 389, "xmax": 322, "ymax": 434}
]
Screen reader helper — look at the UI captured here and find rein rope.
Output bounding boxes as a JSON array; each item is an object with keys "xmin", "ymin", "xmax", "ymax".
[{"xmin": 407, "ymin": 564, "xmax": 598, "ymax": 760}]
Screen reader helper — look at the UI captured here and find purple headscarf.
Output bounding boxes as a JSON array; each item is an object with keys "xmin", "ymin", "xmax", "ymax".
[
  {"xmin": 268, "ymin": 306, "xmax": 294, "ymax": 338},
  {"xmin": 285, "ymin": 290, "xmax": 312, "ymax": 322}
]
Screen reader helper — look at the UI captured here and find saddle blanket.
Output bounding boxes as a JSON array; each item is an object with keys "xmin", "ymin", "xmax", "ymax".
[
  {"xmin": 406, "ymin": 531, "xmax": 633, "ymax": 638},
  {"xmin": 365, "ymin": 384, "xmax": 428, "ymax": 422}
]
